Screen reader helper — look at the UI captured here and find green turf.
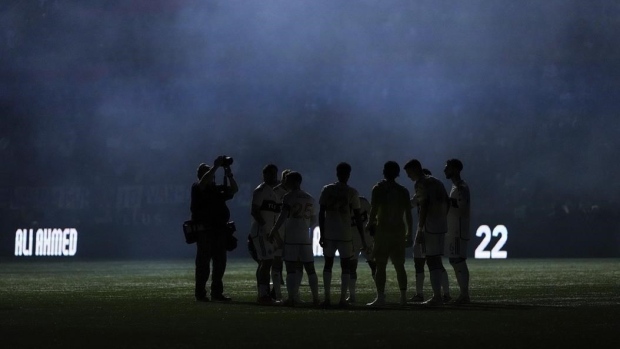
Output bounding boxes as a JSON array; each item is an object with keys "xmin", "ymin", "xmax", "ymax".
[{"xmin": 1, "ymin": 258, "xmax": 619, "ymax": 348}]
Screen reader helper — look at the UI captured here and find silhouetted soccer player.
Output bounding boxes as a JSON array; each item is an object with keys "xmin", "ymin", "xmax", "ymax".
[
  {"xmin": 318, "ymin": 162, "xmax": 368, "ymax": 307},
  {"xmin": 249, "ymin": 164, "xmax": 281, "ymax": 305},
  {"xmin": 366, "ymin": 161, "xmax": 412, "ymax": 306},
  {"xmin": 444, "ymin": 159, "xmax": 471, "ymax": 304},
  {"xmin": 409, "ymin": 168, "xmax": 450, "ymax": 302},
  {"xmin": 269, "ymin": 172, "xmax": 320, "ymax": 306},
  {"xmin": 271, "ymin": 169, "xmax": 292, "ymax": 301},
  {"xmin": 191, "ymin": 156, "xmax": 238, "ymax": 302},
  {"xmin": 404, "ymin": 159, "xmax": 449, "ymax": 306}
]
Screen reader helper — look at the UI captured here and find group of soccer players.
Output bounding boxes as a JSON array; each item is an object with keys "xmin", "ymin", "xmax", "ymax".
[{"xmin": 248, "ymin": 158, "xmax": 471, "ymax": 307}]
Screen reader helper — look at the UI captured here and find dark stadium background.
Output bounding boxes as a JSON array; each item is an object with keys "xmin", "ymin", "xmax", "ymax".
[{"xmin": 1, "ymin": 0, "xmax": 618, "ymax": 259}]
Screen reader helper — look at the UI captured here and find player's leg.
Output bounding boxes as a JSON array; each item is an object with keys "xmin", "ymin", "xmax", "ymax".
[
  {"xmin": 411, "ymin": 242, "xmax": 426, "ymax": 302},
  {"xmin": 367, "ymin": 240, "xmax": 388, "ymax": 306},
  {"xmin": 284, "ymin": 260, "xmax": 297, "ymax": 305},
  {"xmin": 391, "ymin": 243, "xmax": 408, "ymax": 305},
  {"xmin": 423, "ymin": 233, "xmax": 446, "ymax": 305},
  {"xmin": 301, "ymin": 245, "xmax": 320, "ymax": 305},
  {"xmin": 338, "ymin": 241, "xmax": 354, "ymax": 306},
  {"xmin": 348, "ymin": 257, "xmax": 359, "ymax": 303},
  {"xmin": 294, "ymin": 261, "xmax": 304, "ymax": 303},
  {"xmin": 441, "ymin": 259, "xmax": 451, "ymax": 303},
  {"xmin": 271, "ymin": 255, "xmax": 284, "ymax": 301},
  {"xmin": 322, "ymin": 240, "xmax": 336, "ymax": 305},
  {"xmin": 450, "ymin": 257, "xmax": 470, "ymax": 303}
]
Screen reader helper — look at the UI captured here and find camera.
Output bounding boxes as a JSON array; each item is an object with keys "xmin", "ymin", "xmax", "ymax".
[{"xmin": 221, "ymin": 156, "xmax": 234, "ymax": 167}]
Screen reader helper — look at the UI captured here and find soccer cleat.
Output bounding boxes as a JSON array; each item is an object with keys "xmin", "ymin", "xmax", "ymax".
[
  {"xmin": 282, "ymin": 298, "xmax": 295, "ymax": 307},
  {"xmin": 320, "ymin": 299, "xmax": 331, "ymax": 307},
  {"xmin": 399, "ymin": 295, "xmax": 407, "ymax": 306},
  {"xmin": 312, "ymin": 298, "xmax": 321, "ymax": 306},
  {"xmin": 346, "ymin": 296, "xmax": 356, "ymax": 304},
  {"xmin": 442, "ymin": 294, "xmax": 453, "ymax": 304},
  {"xmin": 422, "ymin": 296, "xmax": 443, "ymax": 306},
  {"xmin": 338, "ymin": 300, "xmax": 350, "ymax": 308},
  {"xmin": 408, "ymin": 294, "xmax": 424, "ymax": 302},
  {"xmin": 366, "ymin": 295, "xmax": 386, "ymax": 307},
  {"xmin": 195, "ymin": 296, "xmax": 210, "ymax": 303},
  {"xmin": 211, "ymin": 294, "xmax": 232, "ymax": 302},
  {"xmin": 454, "ymin": 295, "xmax": 471, "ymax": 304}
]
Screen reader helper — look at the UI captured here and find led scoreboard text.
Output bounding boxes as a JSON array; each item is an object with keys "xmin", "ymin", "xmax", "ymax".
[{"xmin": 14, "ymin": 228, "xmax": 78, "ymax": 257}]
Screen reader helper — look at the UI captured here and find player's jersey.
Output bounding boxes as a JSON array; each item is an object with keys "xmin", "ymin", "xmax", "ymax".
[
  {"xmin": 319, "ymin": 182, "xmax": 361, "ymax": 241},
  {"xmin": 447, "ymin": 180, "xmax": 470, "ymax": 240},
  {"xmin": 370, "ymin": 180, "xmax": 411, "ymax": 236},
  {"xmin": 351, "ymin": 196, "xmax": 373, "ymax": 247},
  {"xmin": 250, "ymin": 182, "xmax": 281, "ymax": 236},
  {"xmin": 414, "ymin": 175, "xmax": 448, "ymax": 234},
  {"xmin": 282, "ymin": 189, "xmax": 316, "ymax": 245}
]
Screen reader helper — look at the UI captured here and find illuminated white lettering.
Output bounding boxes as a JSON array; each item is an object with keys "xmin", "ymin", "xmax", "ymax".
[
  {"xmin": 475, "ymin": 225, "xmax": 508, "ymax": 259},
  {"xmin": 35, "ymin": 229, "xmax": 44, "ymax": 256},
  {"xmin": 14, "ymin": 229, "xmax": 23, "ymax": 256},
  {"xmin": 51, "ymin": 229, "xmax": 63, "ymax": 256}
]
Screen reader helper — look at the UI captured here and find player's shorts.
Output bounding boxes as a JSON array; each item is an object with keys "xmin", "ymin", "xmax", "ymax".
[
  {"xmin": 371, "ymin": 239, "xmax": 406, "ymax": 266},
  {"xmin": 250, "ymin": 226, "xmax": 275, "ymax": 260},
  {"xmin": 283, "ymin": 243, "xmax": 314, "ymax": 263},
  {"xmin": 445, "ymin": 235, "xmax": 468, "ymax": 259},
  {"xmin": 421, "ymin": 232, "xmax": 445, "ymax": 257},
  {"xmin": 412, "ymin": 242, "xmax": 425, "ymax": 258},
  {"xmin": 323, "ymin": 239, "xmax": 354, "ymax": 259}
]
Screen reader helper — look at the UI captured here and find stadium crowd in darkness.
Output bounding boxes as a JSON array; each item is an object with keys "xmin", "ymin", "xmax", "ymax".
[{"xmin": 1, "ymin": 1, "xmax": 618, "ymax": 257}]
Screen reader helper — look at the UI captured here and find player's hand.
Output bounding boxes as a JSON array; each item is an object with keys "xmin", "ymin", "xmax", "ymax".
[{"xmin": 319, "ymin": 236, "xmax": 325, "ymax": 248}]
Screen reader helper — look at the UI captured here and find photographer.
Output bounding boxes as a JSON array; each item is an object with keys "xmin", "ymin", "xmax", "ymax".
[{"xmin": 191, "ymin": 156, "xmax": 238, "ymax": 302}]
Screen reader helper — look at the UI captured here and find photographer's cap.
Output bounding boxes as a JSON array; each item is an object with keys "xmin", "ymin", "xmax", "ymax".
[{"xmin": 197, "ymin": 163, "xmax": 211, "ymax": 179}]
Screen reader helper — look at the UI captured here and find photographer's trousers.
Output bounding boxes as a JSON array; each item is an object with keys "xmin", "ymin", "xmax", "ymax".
[{"xmin": 195, "ymin": 229, "xmax": 227, "ymax": 299}]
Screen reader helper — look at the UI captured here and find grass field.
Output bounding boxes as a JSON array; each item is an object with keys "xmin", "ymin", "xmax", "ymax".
[{"xmin": 1, "ymin": 258, "xmax": 619, "ymax": 348}]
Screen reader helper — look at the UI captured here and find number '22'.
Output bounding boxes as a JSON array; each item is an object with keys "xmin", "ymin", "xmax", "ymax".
[{"xmin": 475, "ymin": 225, "xmax": 508, "ymax": 259}]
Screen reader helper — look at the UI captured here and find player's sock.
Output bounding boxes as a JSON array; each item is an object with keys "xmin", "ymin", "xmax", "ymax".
[
  {"xmin": 415, "ymin": 272, "xmax": 424, "ymax": 296},
  {"xmin": 295, "ymin": 267, "xmax": 303, "ymax": 301},
  {"xmin": 441, "ymin": 269, "xmax": 450, "ymax": 297},
  {"xmin": 271, "ymin": 271, "xmax": 282, "ymax": 300},
  {"xmin": 454, "ymin": 261, "xmax": 470, "ymax": 297},
  {"xmin": 308, "ymin": 272, "xmax": 319, "ymax": 303},
  {"xmin": 259, "ymin": 284, "xmax": 269, "ymax": 298},
  {"xmin": 286, "ymin": 271, "xmax": 296, "ymax": 302},
  {"xmin": 323, "ymin": 271, "xmax": 332, "ymax": 302},
  {"xmin": 340, "ymin": 272, "xmax": 350, "ymax": 303},
  {"xmin": 349, "ymin": 278, "xmax": 357, "ymax": 302},
  {"xmin": 429, "ymin": 269, "xmax": 443, "ymax": 300}
]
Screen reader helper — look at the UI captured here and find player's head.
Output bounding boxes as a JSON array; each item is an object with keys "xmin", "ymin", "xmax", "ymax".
[
  {"xmin": 444, "ymin": 158, "xmax": 463, "ymax": 180},
  {"xmin": 285, "ymin": 171, "xmax": 302, "ymax": 190},
  {"xmin": 280, "ymin": 168, "xmax": 292, "ymax": 189},
  {"xmin": 197, "ymin": 163, "xmax": 211, "ymax": 180},
  {"xmin": 383, "ymin": 161, "xmax": 400, "ymax": 180},
  {"xmin": 422, "ymin": 168, "xmax": 432, "ymax": 176},
  {"xmin": 403, "ymin": 159, "xmax": 423, "ymax": 181},
  {"xmin": 336, "ymin": 162, "xmax": 352, "ymax": 182},
  {"xmin": 262, "ymin": 164, "xmax": 279, "ymax": 186}
]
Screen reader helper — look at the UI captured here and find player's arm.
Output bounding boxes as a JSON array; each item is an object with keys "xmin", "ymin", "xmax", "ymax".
[
  {"xmin": 404, "ymin": 190, "xmax": 414, "ymax": 244},
  {"xmin": 366, "ymin": 186, "xmax": 379, "ymax": 235},
  {"xmin": 353, "ymin": 208, "xmax": 367, "ymax": 249},
  {"xmin": 318, "ymin": 204, "xmax": 326, "ymax": 246},
  {"xmin": 251, "ymin": 189, "xmax": 266, "ymax": 226}
]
